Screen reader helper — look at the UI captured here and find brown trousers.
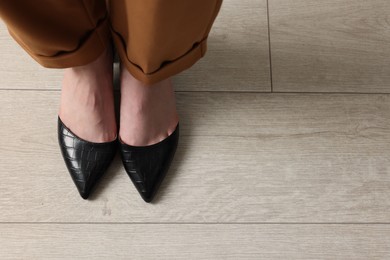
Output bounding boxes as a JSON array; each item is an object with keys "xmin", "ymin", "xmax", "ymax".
[{"xmin": 0, "ymin": 0, "xmax": 223, "ymax": 84}]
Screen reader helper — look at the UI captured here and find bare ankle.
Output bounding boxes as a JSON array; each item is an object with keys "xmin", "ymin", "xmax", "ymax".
[{"xmin": 119, "ymin": 68, "xmax": 179, "ymax": 146}]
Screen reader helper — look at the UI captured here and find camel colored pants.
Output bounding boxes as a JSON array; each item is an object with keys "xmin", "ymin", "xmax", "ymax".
[{"xmin": 0, "ymin": 0, "xmax": 223, "ymax": 84}]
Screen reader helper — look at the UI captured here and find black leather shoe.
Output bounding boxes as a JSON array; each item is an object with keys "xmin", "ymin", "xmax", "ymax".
[
  {"xmin": 57, "ymin": 116, "xmax": 117, "ymax": 199},
  {"xmin": 119, "ymin": 123, "xmax": 180, "ymax": 203}
]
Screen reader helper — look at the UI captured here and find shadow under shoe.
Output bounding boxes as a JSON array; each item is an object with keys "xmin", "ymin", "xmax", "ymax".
[
  {"xmin": 119, "ymin": 123, "xmax": 180, "ymax": 203},
  {"xmin": 57, "ymin": 116, "xmax": 117, "ymax": 199}
]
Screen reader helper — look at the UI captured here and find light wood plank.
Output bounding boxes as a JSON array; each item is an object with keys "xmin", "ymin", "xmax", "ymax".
[
  {"xmin": 269, "ymin": 0, "xmax": 390, "ymax": 93},
  {"xmin": 0, "ymin": 224, "xmax": 389, "ymax": 259},
  {"xmin": 174, "ymin": 0, "xmax": 270, "ymax": 92},
  {"xmin": 1, "ymin": 90, "xmax": 390, "ymax": 222},
  {"xmin": 0, "ymin": 0, "xmax": 270, "ymax": 92},
  {"xmin": 0, "ymin": 21, "xmax": 63, "ymax": 90}
]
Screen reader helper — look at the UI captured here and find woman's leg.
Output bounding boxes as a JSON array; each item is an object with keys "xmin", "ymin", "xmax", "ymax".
[
  {"xmin": 59, "ymin": 46, "xmax": 117, "ymax": 143},
  {"xmin": 0, "ymin": 0, "xmax": 118, "ymax": 199},
  {"xmin": 109, "ymin": 0, "xmax": 223, "ymax": 146},
  {"xmin": 110, "ymin": 0, "xmax": 223, "ymax": 202},
  {"xmin": 118, "ymin": 66, "xmax": 179, "ymax": 146},
  {"xmin": 0, "ymin": 0, "xmax": 117, "ymax": 142}
]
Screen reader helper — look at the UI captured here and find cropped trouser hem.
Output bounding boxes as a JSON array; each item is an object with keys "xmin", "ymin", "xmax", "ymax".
[
  {"xmin": 0, "ymin": 0, "xmax": 223, "ymax": 84},
  {"xmin": 112, "ymin": 30, "xmax": 208, "ymax": 85},
  {"xmin": 7, "ymin": 14, "xmax": 110, "ymax": 69},
  {"xmin": 8, "ymin": 19, "xmax": 209, "ymax": 85}
]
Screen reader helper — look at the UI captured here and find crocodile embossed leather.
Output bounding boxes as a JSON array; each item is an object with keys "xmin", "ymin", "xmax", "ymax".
[
  {"xmin": 119, "ymin": 123, "xmax": 179, "ymax": 203},
  {"xmin": 57, "ymin": 116, "xmax": 117, "ymax": 199}
]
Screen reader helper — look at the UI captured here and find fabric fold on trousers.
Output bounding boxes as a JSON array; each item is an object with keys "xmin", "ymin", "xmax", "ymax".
[
  {"xmin": 109, "ymin": 0, "xmax": 223, "ymax": 84},
  {"xmin": 0, "ymin": 0, "xmax": 110, "ymax": 68},
  {"xmin": 0, "ymin": 0, "xmax": 223, "ymax": 84}
]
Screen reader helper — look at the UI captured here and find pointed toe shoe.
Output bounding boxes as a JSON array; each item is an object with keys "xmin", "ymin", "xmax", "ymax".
[
  {"xmin": 57, "ymin": 116, "xmax": 117, "ymax": 199},
  {"xmin": 119, "ymin": 123, "xmax": 180, "ymax": 203}
]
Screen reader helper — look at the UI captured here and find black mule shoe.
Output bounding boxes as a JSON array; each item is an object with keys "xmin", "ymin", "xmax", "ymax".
[
  {"xmin": 118, "ymin": 123, "xmax": 180, "ymax": 203},
  {"xmin": 57, "ymin": 116, "xmax": 117, "ymax": 199}
]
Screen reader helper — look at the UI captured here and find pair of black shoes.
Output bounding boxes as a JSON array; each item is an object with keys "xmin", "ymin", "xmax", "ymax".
[{"xmin": 57, "ymin": 116, "xmax": 179, "ymax": 203}]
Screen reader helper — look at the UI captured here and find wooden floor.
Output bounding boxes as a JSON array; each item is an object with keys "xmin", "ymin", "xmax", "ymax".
[{"xmin": 1, "ymin": 0, "xmax": 390, "ymax": 259}]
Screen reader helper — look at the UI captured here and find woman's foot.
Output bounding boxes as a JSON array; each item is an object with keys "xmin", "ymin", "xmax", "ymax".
[
  {"xmin": 58, "ymin": 48, "xmax": 117, "ymax": 143},
  {"xmin": 119, "ymin": 66, "xmax": 179, "ymax": 146}
]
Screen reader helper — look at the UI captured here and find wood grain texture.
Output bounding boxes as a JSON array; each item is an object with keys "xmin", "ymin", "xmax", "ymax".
[
  {"xmin": 0, "ymin": 21, "xmax": 64, "ymax": 90},
  {"xmin": 0, "ymin": 224, "xmax": 389, "ymax": 259},
  {"xmin": 2, "ymin": 1, "xmax": 390, "ymax": 258},
  {"xmin": 174, "ymin": 0, "xmax": 271, "ymax": 92},
  {"xmin": 1, "ymin": 90, "xmax": 390, "ymax": 222},
  {"xmin": 269, "ymin": 0, "xmax": 390, "ymax": 93},
  {"xmin": 0, "ymin": 0, "xmax": 270, "ymax": 92}
]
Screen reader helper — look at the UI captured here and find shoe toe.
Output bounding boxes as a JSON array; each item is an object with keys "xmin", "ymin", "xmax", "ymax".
[
  {"xmin": 70, "ymin": 168, "xmax": 99, "ymax": 200},
  {"xmin": 57, "ymin": 116, "xmax": 117, "ymax": 199},
  {"xmin": 119, "ymin": 124, "xmax": 179, "ymax": 203},
  {"xmin": 79, "ymin": 188, "xmax": 90, "ymax": 200}
]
